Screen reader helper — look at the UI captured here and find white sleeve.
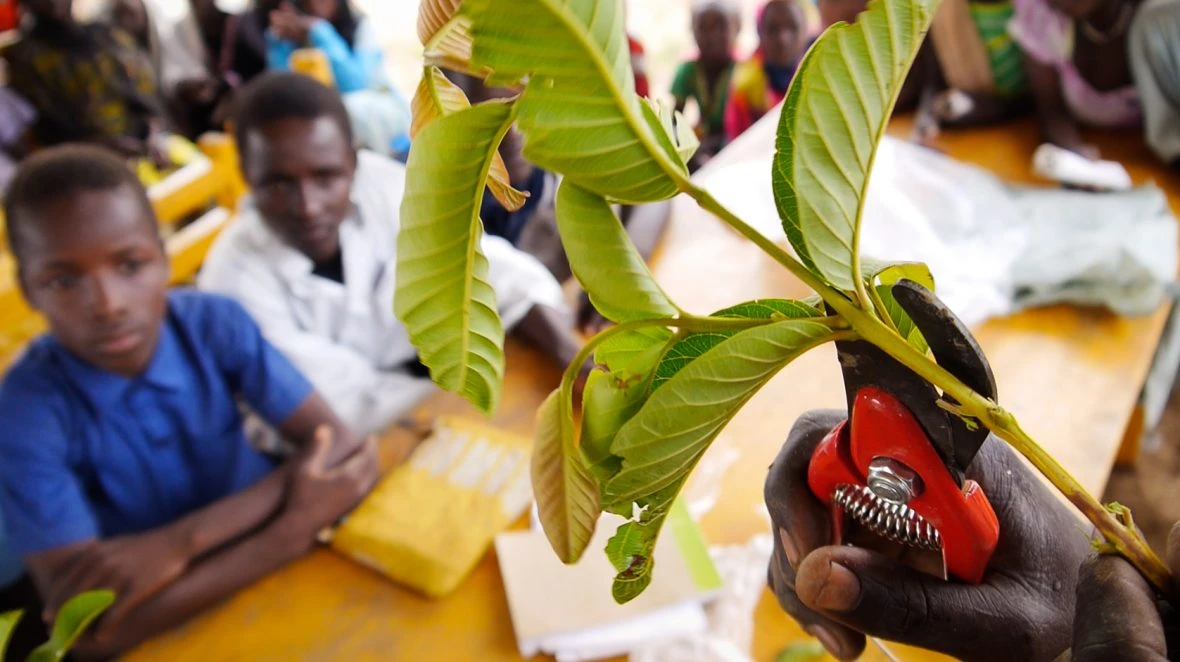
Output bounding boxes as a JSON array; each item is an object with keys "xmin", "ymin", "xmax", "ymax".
[
  {"xmin": 481, "ymin": 234, "xmax": 568, "ymax": 329},
  {"xmin": 198, "ymin": 239, "xmax": 436, "ymax": 436}
]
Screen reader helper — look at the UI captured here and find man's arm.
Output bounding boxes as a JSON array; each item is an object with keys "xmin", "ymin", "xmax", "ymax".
[
  {"xmin": 514, "ymin": 304, "xmax": 584, "ymax": 368},
  {"xmin": 69, "ymin": 432, "xmax": 379, "ymax": 659}
]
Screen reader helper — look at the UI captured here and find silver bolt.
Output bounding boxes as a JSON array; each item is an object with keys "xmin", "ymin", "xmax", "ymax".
[{"xmin": 866, "ymin": 458, "xmax": 923, "ymax": 504}]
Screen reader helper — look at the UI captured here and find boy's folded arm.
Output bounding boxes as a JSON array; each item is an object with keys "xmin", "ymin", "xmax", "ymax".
[
  {"xmin": 68, "ymin": 433, "xmax": 379, "ymax": 659},
  {"xmin": 68, "ymin": 510, "xmax": 316, "ymax": 660},
  {"xmin": 25, "ymin": 462, "xmax": 295, "ymax": 621}
]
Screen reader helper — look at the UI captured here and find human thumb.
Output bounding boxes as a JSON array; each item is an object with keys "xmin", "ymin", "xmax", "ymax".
[
  {"xmin": 305, "ymin": 425, "xmax": 334, "ymax": 473},
  {"xmin": 795, "ymin": 545, "xmax": 1056, "ymax": 661}
]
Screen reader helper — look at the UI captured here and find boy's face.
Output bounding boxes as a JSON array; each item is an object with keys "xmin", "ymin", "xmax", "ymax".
[
  {"xmin": 242, "ymin": 115, "xmax": 356, "ymax": 265},
  {"xmin": 694, "ymin": 8, "xmax": 735, "ymax": 65},
  {"xmin": 759, "ymin": 1, "xmax": 806, "ymax": 67},
  {"xmin": 17, "ymin": 186, "xmax": 169, "ymax": 377}
]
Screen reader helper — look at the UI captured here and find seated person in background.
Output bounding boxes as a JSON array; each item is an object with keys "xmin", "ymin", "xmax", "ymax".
[
  {"xmin": 265, "ymin": 0, "xmax": 411, "ymax": 157},
  {"xmin": 109, "ymin": 0, "xmax": 269, "ymax": 138},
  {"xmin": 199, "ymin": 73, "xmax": 583, "ymax": 436},
  {"xmin": 0, "ymin": 86, "xmax": 34, "ymax": 191},
  {"xmin": 725, "ymin": 0, "xmax": 809, "ymax": 141},
  {"xmin": 0, "ymin": 0, "xmax": 17, "ymax": 32},
  {"xmin": 765, "ymin": 410, "xmax": 1172, "ymax": 661},
  {"xmin": 672, "ymin": 0, "xmax": 741, "ymax": 169},
  {"xmin": 0, "ymin": 145, "xmax": 376, "ymax": 658},
  {"xmin": 629, "ymin": 33, "xmax": 650, "ymax": 97},
  {"xmin": 1008, "ymin": 0, "xmax": 1143, "ymax": 158},
  {"xmin": 926, "ymin": 0, "xmax": 1029, "ymax": 124},
  {"xmin": 1129, "ymin": 0, "xmax": 1180, "ymax": 166},
  {"xmin": 3, "ymin": 0, "xmax": 192, "ymax": 181}
]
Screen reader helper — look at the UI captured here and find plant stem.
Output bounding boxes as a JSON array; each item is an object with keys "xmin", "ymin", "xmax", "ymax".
[{"xmin": 684, "ymin": 184, "xmax": 1177, "ymax": 597}]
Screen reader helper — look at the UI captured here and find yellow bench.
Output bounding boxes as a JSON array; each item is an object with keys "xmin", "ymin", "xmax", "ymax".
[{"xmin": 0, "ymin": 133, "xmax": 246, "ymax": 370}]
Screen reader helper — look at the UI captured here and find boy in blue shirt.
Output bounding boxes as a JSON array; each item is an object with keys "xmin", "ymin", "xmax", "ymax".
[{"xmin": 0, "ymin": 145, "xmax": 377, "ymax": 657}]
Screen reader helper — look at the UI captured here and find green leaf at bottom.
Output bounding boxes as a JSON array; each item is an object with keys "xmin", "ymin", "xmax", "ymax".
[
  {"xmin": 0, "ymin": 609, "xmax": 22, "ymax": 660},
  {"xmin": 28, "ymin": 590, "xmax": 114, "ymax": 662},
  {"xmin": 599, "ymin": 319, "xmax": 835, "ymax": 600}
]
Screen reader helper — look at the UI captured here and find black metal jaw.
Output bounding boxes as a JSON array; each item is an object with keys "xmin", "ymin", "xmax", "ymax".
[{"xmin": 835, "ymin": 279, "xmax": 997, "ymax": 484}]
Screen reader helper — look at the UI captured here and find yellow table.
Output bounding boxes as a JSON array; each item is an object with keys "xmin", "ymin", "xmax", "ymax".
[{"xmin": 127, "ymin": 115, "xmax": 1180, "ymax": 661}]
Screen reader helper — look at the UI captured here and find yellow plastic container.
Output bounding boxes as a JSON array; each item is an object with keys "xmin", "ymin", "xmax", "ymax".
[{"xmin": 330, "ymin": 417, "xmax": 533, "ymax": 598}]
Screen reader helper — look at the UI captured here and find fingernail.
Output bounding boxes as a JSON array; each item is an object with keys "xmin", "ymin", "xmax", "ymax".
[
  {"xmin": 806, "ymin": 624, "xmax": 851, "ymax": 660},
  {"xmin": 779, "ymin": 527, "xmax": 800, "ymax": 568},
  {"xmin": 812, "ymin": 560, "xmax": 860, "ymax": 612}
]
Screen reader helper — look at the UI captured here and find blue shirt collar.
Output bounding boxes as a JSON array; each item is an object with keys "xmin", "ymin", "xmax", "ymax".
[{"xmin": 51, "ymin": 307, "xmax": 187, "ymax": 410}]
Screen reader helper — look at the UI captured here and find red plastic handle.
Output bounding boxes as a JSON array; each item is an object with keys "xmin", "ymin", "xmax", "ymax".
[{"xmin": 807, "ymin": 387, "xmax": 999, "ymax": 584}]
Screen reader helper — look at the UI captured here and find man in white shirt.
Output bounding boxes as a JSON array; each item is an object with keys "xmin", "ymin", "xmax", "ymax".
[{"xmin": 198, "ymin": 72, "xmax": 581, "ymax": 435}]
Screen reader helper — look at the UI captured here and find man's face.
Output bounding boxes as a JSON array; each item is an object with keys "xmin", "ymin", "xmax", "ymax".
[
  {"xmin": 242, "ymin": 115, "xmax": 356, "ymax": 264},
  {"xmin": 17, "ymin": 185, "xmax": 169, "ymax": 377}
]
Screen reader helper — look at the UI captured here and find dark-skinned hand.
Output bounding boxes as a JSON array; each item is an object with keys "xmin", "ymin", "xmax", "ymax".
[
  {"xmin": 1070, "ymin": 522, "xmax": 1180, "ymax": 661},
  {"xmin": 284, "ymin": 426, "xmax": 379, "ymax": 546},
  {"xmin": 765, "ymin": 410, "xmax": 1092, "ymax": 661},
  {"xmin": 42, "ymin": 530, "xmax": 188, "ymax": 638},
  {"xmin": 269, "ymin": 2, "xmax": 316, "ymax": 44}
]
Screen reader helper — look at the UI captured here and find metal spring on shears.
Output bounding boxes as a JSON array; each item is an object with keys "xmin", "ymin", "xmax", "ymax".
[{"xmin": 832, "ymin": 484, "xmax": 943, "ymax": 551}]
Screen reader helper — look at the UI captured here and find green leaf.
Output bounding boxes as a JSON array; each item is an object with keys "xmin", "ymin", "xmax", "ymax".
[
  {"xmin": 464, "ymin": 0, "xmax": 689, "ymax": 203},
  {"xmin": 410, "ymin": 65, "xmax": 527, "ymax": 211},
  {"xmin": 604, "ymin": 482, "xmax": 681, "ymax": 603},
  {"xmin": 580, "ymin": 369, "xmax": 641, "ymax": 482},
  {"xmin": 773, "ymin": 0, "xmax": 938, "ymax": 291},
  {"xmin": 27, "ymin": 590, "xmax": 114, "ymax": 662},
  {"xmin": 0, "ymin": 610, "xmax": 22, "ymax": 660},
  {"xmin": 651, "ymin": 299, "xmax": 822, "ymax": 391},
  {"xmin": 396, "ymin": 101, "xmax": 516, "ymax": 413},
  {"xmin": 603, "ymin": 319, "xmax": 835, "ymax": 510},
  {"xmin": 583, "ymin": 326, "xmax": 677, "ymax": 491},
  {"xmin": 532, "ymin": 391, "xmax": 600, "ymax": 564},
  {"xmin": 555, "ymin": 182, "xmax": 679, "ymax": 323},
  {"xmin": 642, "ymin": 98, "xmax": 700, "ymax": 165},
  {"xmin": 868, "ymin": 262, "xmax": 934, "ymax": 353},
  {"xmin": 595, "ymin": 327, "xmax": 675, "ymax": 379},
  {"xmin": 776, "ymin": 641, "xmax": 827, "ymax": 662}
]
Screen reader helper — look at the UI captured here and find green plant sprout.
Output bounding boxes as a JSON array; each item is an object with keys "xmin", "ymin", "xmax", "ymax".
[
  {"xmin": 0, "ymin": 590, "xmax": 113, "ymax": 661},
  {"xmin": 400, "ymin": 0, "xmax": 1173, "ymax": 603}
]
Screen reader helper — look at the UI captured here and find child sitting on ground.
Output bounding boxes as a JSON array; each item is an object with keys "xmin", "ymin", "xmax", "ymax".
[
  {"xmin": 0, "ymin": 145, "xmax": 376, "ymax": 658},
  {"xmin": 672, "ymin": 0, "xmax": 741, "ymax": 168},
  {"xmin": 725, "ymin": 0, "xmax": 809, "ymax": 141}
]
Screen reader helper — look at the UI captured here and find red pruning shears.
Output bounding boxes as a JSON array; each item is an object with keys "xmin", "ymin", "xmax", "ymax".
[{"xmin": 807, "ymin": 280, "xmax": 1000, "ymax": 584}]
